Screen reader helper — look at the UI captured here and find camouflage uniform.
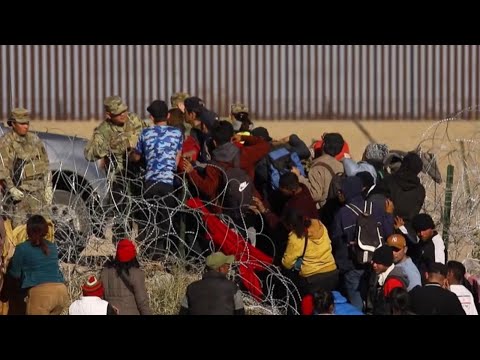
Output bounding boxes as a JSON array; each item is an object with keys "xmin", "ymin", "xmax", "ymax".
[
  {"xmin": 231, "ymin": 103, "xmax": 249, "ymax": 115},
  {"xmin": 84, "ymin": 96, "xmax": 148, "ymax": 242},
  {"xmin": 170, "ymin": 92, "xmax": 190, "ymax": 109},
  {"xmin": 230, "ymin": 103, "xmax": 253, "ymax": 133},
  {"xmin": 0, "ymin": 108, "xmax": 52, "ymax": 228},
  {"xmin": 171, "ymin": 92, "xmax": 190, "ymax": 136},
  {"xmin": 84, "ymin": 96, "xmax": 147, "ymax": 179}
]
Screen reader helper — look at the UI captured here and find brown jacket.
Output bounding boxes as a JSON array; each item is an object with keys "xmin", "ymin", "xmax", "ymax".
[
  {"xmin": 100, "ymin": 267, "xmax": 152, "ymax": 315},
  {"xmin": 298, "ymin": 154, "xmax": 343, "ymax": 208}
]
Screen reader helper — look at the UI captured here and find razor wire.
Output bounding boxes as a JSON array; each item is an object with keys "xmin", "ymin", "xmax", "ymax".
[
  {"xmin": 3, "ymin": 112, "xmax": 480, "ymax": 315},
  {"xmin": 0, "ymin": 134, "xmax": 300, "ymax": 314},
  {"xmin": 414, "ymin": 107, "xmax": 480, "ymax": 268}
]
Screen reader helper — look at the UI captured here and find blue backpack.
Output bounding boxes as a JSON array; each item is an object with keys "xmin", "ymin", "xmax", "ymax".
[{"xmin": 267, "ymin": 147, "xmax": 305, "ymax": 190}]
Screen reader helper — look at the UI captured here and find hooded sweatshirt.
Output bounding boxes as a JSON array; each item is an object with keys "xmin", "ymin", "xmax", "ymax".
[
  {"xmin": 381, "ymin": 153, "xmax": 426, "ymax": 233},
  {"xmin": 187, "ymin": 135, "xmax": 269, "ymax": 201},
  {"xmin": 282, "ymin": 219, "xmax": 337, "ymax": 278},
  {"xmin": 330, "ymin": 177, "xmax": 394, "ymax": 273}
]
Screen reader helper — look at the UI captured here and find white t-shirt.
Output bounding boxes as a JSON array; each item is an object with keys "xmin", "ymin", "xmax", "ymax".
[
  {"xmin": 69, "ymin": 296, "xmax": 109, "ymax": 315},
  {"xmin": 449, "ymin": 284, "xmax": 478, "ymax": 315},
  {"xmin": 431, "ymin": 234, "xmax": 445, "ymax": 264}
]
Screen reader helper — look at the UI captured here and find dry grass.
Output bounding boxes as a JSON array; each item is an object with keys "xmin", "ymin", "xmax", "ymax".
[
  {"xmin": 61, "ymin": 260, "xmax": 275, "ymax": 315},
  {"xmin": 144, "ymin": 262, "xmax": 200, "ymax": 315}
]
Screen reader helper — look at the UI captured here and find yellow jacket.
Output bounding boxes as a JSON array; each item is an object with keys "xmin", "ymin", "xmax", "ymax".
[
  {"xmin": 2, "ymin": 218, "xmax": 54, "ymax": 274},
  {"xmin": 282, "ymin": 219, "xmax": 337, "ymax": 277}
]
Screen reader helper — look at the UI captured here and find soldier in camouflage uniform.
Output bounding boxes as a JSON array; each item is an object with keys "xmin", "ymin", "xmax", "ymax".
[
  {"xmin": 170, "ymin": 92, "xmax": 190, "ymax": 113},
  {"xmin": 0, "ymin": 108, "xmax": 53, "ymax": 229},
  {"xmin": 84, "ymin": 96, "xmax": 148, "ymax": 242},
  {"xmin": 171, "ymin": 92, "xmax": 190, "ymax": 136},
  {"xmin": 230, "ymin": 103, "xmax": 254, "ymax": 133}
]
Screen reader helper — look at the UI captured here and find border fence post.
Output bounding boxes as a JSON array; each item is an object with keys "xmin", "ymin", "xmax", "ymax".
[{"xmin": 442, "ymin": 164, "xmax": 454, "ymax": 254}]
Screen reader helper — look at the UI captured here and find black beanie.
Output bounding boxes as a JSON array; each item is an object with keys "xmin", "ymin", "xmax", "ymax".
[
  {"xmin": 412, "ymin": 213, "xmax": 435, "ymax": 232},
  {"xmin": 400, "ymin": 152, "xmax": 423, "ymax": 175},
  {"xmin": 372, "ymin": 246, "xmax": 394, "ymax": 267}
]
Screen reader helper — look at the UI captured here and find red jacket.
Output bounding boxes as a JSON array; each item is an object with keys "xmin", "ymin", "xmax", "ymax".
[
  {"xmin": 186, "ymin": 197, "xmax": 273, "ymax": 300},
  {"xmin": 187, "ymin": 135, "xmax": 270, "ymax": 202},
  {"xmin": 177, "ymin": 134, "xmax": 201, "ymax": 173}
]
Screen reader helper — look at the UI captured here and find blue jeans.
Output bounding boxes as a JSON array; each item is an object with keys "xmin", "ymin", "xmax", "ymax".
[{"xmin": 344, "ymin": 269, "xmax": 365, "ymax": 311}]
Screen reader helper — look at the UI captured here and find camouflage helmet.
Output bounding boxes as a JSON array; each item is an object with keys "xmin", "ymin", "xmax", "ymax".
[
  {"xmin": 104, "ymin": 96, "xmax": 128, "ymax": 115},
  {"xmin": 8, "ymin": 107, "xmax": 30, "ymax": 125},
  {"xmin": 170, "ymin": 92, "xmax": 190, "ymax": 108},
  {"xmin": 231, "ymin": 103, "xmax": 249, "ymax": 115}
]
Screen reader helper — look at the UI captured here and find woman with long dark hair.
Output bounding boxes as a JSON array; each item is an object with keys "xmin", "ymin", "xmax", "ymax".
[
  {"xmin": 100, "ymin": 239, "xmax": 152, "ymax": 315},
  {"xmin": 282, "ymin": 208, "xmax": 338, "ymax": 297},
  {"xmin": 8, "ymin": 214, "xmax": 68, "ymax": 315}
]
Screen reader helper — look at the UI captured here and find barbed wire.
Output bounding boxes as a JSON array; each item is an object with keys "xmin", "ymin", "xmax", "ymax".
[
  {"xmin": 418, "ymin": 108, "xmax": 480, "ymax": 268},
  {"xmin": 3, "ymin": 114, "xmax": 480, "ymax": 315}
]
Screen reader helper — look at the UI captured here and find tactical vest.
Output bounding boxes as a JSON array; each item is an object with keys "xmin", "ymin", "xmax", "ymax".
[
  {"xmin": 0, "ymin": 131, "xmax": 49, "ymax": 192},
  {"xmin": 85, "ymin": 113, "xmax": 148, "ymax": 177}
]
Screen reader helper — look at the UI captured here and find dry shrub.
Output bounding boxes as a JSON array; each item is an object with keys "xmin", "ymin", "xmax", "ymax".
[{"xmin": 60, "ymin": 259, "xmax": 275, "ymax": 315}]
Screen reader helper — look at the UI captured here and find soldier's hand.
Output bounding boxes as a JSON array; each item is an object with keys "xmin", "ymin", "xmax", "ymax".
[{"xmin": 9, "ymin": 187, "xmax": 24, "ymax": 201}]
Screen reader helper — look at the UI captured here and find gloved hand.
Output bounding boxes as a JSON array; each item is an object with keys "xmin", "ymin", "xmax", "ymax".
[
  {"xmin": 9, "ymin": 187, "xmax": 24, "ymax": 201},
  {"xmin": 44, "ymin": 186, "xmax": 54, "ymax": 205}
]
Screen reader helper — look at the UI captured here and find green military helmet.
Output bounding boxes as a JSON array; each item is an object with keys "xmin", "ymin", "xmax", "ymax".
[
  {"xmin": 170, "ymin": 92, "xmax": 190, "ymax": 108},
  {"xmin": 230, "ymin": 103, "xmax": 249, "ymax": 115},
  {"xmin": 104, "ymin": 96, "xmax": 128, "ymax": 115},
  {"xmin": 8, "ymin": 107, "xmax": 30, "ymax": 126}
]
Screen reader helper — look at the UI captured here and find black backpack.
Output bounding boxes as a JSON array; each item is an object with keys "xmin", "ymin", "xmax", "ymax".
[
  {"xmin": 313, "ymin": 161, "xmax": 346, "ymax": 199},
  {"xmin": 213, "ymin": 154, "xmax": 253, "ymax": 214},
  {"xmin": 345, "ymin": 202, "xmax": 383, "ymax": 264}
]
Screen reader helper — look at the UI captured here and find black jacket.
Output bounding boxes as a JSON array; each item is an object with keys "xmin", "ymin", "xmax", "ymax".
[
  {"xmin": 180, "ymin": 271, "xmax": 245, "ymax": 315},
  {"xmin": 409, "ymin": 283, "xmax": 466, "ymax": 315},
  {"xmin": 381, "ymin": 170, "xmax": 426, "ymax": 234}
]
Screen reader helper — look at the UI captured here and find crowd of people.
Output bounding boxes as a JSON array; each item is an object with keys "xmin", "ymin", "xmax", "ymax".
[{"xmin": 0, "ymin": 92, "xmax": 479, "ymax": 315}]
